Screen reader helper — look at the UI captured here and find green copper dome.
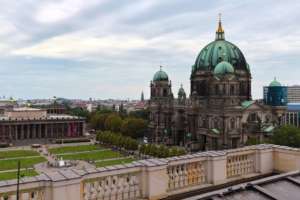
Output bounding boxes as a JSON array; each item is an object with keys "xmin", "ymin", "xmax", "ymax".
[
  {"xmin": 153, "ymin": 67, "xmax": 169, "ymax": 81},
  {"xmin": 192, "ymin": 18, "xmax": 248, "ymax": 74},
  {"xmin": 214, "ymin": 61, "xmax": 234, "ymax": 75},
  {"xmin": 269, "ymin": 78, "xmax": 281, "ymax": 87}
]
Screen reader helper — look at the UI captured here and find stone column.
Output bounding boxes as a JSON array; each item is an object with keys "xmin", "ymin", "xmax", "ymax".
[
  {"xmin": 140, "ymin": 163, "xmax": 168, "ymax": 200},
  {"xmin": 255, "ymin": 146, "xmax": 273, "ymax": 173},
  {"xmin": 21, "ymin": 124, "xmax": 24, "ymax": 140},
  {"xmin": 32, "ymin": 124, "xmax": 36, "ymax": 139},
  {"xmin": 60, "ymin": 123, "xmax": 63, "ymax": 139},
  {"xmin": 15, "ymin": 125, "xmax": 18, "ymax": 140},
  {"xmin": 38, "ymin": 124, "xmax": 42, "ymax": 138},
  {"xmin": 50, "ymin": 123, "xmax": 54, "ymax": 138},
  {"xmin": 27, "ymin": 124, "xmax": 30, "ymax": 139},
  {"xmin": 9, "ymin": 125, "xmax": 12, "ymax": 141},
  {"xmin": 64, "ymin": 123, "xmax": 67, "ymax": 138},
  {"xmin": 1, "ymin": 125, "xmax": 3, "ymax": 141},
  {"xmin": 45, "ymin": 124, "xmax": 48, "ymax": 138},
  {"xmin": 206, "ymin": 154, "xmax": 227, "ymax": 185},
  {"xmin": 82, "ymin": 122, "xmax": 86, "ymax": 136}
]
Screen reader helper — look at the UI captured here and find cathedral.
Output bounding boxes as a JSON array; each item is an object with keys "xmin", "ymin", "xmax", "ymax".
[{"xmin": 148, "ymin": 17, "xmax": 286, "ymax": 151}]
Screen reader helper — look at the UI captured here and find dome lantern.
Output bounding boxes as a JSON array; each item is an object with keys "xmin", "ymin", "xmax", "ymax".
[
  {"xmin": 216, "ymin": 13, "xmax": 225, "ymax": 40},
  {"xmin": 178, "ymin": 84, "xmax": 186, "ymax": 97},
  {"xmin": 153, "ymin": 66, "xmax": 169, "ymax": 82},
  {"xmin": 192, "ymin": 15, "xmax": 248, "ymax": 74}
]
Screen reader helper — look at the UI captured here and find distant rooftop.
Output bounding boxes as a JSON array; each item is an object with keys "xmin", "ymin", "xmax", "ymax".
[
  {"xmin": 0, "ymin": 114, "xmax": 83, "ymax": 121},
  {"xmin": 13, "ymin": 107, "xmax": 42, "ymax": 111}
]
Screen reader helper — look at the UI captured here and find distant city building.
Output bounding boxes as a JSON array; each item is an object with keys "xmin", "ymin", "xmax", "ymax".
[
  {"xmin": 263, "ymin": 78, "xmax": 287, "ymax": 106},
  {"xmin": 0, "ymin": 107, "xmax": 85, "ymax": 143},
  {"xmin": 149, "ymin": 18, "xmax": 286, "ymax": 151},
  {"xmin": 281, "ymin": 103, "xmax": 300, "ymax": 127},
  {"xmin": 287, "ymin": 85, "xmax": 300, "ymax": 103},
  {"xmin": 0, "ymin": 98, "xmax": 17, "ymax": 114}
]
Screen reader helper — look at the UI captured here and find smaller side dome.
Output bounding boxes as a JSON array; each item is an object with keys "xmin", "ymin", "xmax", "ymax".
[
  {"xmin": 214, "ymin": 61, "xmax": 234, "ymax": 76},
  {"xmin": 153, "ymin": 66, "xmax": 169, "ymax": 81},
  {"xmin": 246, "ymin": 63, "xmax": 250, "ymax": 71},
  {"xmin": 269, "ymin": 77, "xmax": 281, "ymax": 87}
]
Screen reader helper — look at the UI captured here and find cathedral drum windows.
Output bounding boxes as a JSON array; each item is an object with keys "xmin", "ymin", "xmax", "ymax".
[
  {"xmin": 163, "ymin": 88, "xmax": 168, "ymax": 97},
  {"xmin": 230, "ymin": 85, "xmax": 235, "ymax": 95}
]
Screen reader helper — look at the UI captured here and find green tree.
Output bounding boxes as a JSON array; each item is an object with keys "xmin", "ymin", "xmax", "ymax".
[
  {"xmin": 105, "ymin": 114, "xmax": 123, "ymax": 132},
  {"xmin": 68, "ymin": 107, "xmax": 90, "ymax": 119},
  {"xmin": 129, "ymin": 109, "xmax": 149, "ymax": 120},
  {"xmin": 121, "ymin": 118, "xmax": 147, "ymax": 138},
  {"xmin": 272, "ymin": 125, "xmax": 300, "ymax": 147}
]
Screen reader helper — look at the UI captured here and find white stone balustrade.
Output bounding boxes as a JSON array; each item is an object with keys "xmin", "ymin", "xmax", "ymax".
[
  {"xmin": 1, "ymin": 144, "xmax": 300, "ymax": 200},
  {"xmin": 226, "ymin": 153, "xmax": 255, "ymax": 178}
]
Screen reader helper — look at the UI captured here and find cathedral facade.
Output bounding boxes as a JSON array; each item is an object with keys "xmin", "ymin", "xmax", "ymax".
[{"xmin": 148, "ymin": 18, "xmax": 286, "ymax": 151}]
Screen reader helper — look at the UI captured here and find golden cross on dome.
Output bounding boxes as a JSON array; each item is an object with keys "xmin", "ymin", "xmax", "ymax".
[{"xmin": 217, "ymin": 13, "xmax": 224, "ymax": 33}]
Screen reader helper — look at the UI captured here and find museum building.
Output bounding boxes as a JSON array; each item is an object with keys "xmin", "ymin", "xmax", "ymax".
[{"xmin": 0, "ymin": 107, "xmax": 85, "ymax": 142}]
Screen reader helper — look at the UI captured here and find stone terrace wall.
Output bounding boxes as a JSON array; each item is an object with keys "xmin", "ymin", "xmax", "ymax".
[{"xmin": 1, "ymin": 144, "xmax": 300, "ymax": 200}]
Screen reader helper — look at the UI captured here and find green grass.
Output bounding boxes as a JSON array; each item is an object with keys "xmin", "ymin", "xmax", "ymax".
[
  {"xmin": 95, "ymin": 158, "xmax": 135, "ymax": 168},
  {"xmin": 0, "ymin": 157, "xmax": 46, "ymax": 171},
  {"xmin": 49, "ymin": 145, "xmax": 100, "ymax": 154},
  {"xmin": 60, "ymin": 150, "xmax": 122, "ymax": 161},
  {"xmin": 0, "ymin": 150, "xmax": 39, "ymax": 159},
  {"xmin": 0, "ymin": 169, "xmax": 38, "ymax": 181}
]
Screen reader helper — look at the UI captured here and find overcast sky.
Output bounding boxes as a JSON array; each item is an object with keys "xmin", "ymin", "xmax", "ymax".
[{"xmin": 0, "ymin": 0, "xmax": 299, "ymax": 100}]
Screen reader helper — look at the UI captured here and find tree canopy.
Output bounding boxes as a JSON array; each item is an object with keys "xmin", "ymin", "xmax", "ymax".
[{"xmin": 271, "ymin": 125, "xmax": 300, "ymax": 148}]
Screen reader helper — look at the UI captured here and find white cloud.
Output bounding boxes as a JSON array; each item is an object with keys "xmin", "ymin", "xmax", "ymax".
[
  {"xmin": 12, "ymin": 32, "xmax": 149, "ymax": 59},
  {"xmin": 0, "ymin": 0, "xmax": 300, "ymax": 99},
  {"xmin": 34, "ymin": 0, "xmax": 104, "ymax": 23}
]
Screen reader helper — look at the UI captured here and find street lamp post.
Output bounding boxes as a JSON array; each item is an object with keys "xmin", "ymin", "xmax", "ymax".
[
  {"xmin": 186, "ymin": 132, "xmax": 192, "ymax": 151},
  {"xmin": 16, "ymin": 160, "xmax": 20, "ymax": 200}
]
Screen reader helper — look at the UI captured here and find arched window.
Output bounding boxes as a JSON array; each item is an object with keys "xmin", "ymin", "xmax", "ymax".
[
  {"xmin": 163, "ymin": 88, "xmax": 168, "ymax": 97},
  {"xmin": 215, "ymin": 85, "xmax": 219, "ymax": 95},
  {"xmin": 230, "ymin": 85, "xmax": 235, "ymax": 95},
  {"xmin": 214, "ymin": 118, "xmax": 219, "ymax": 128},
  {"xmin": 247, "ymin": 113, "xmax": 261, "ymax": 123}
]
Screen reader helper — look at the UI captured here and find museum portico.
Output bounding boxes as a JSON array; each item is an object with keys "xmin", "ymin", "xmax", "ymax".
[{"xmin": 0, "ymin": 107, "xmax": 85, "ymax": 142}]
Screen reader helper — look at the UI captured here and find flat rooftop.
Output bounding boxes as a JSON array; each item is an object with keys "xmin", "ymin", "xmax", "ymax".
[
  {"xmin": 287, "ymin": 103, "xmax": 300, "ymax": 111},
  {"xmin": 0, "ymin": 114, "xmax": 84, "ymax": 121},
  {"xmin": 12, "ymin": 107, "xmax": 43, "ymax": 111},
  {"xmin": 184, "ymin": 171, "xmax": 300, "ymax": 200}
]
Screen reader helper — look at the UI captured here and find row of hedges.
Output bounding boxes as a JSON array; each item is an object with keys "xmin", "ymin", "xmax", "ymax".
[
  {"xmin": 139, "ymin": 144, "xmax": 186, "ymax": 158},
  {"xmin": 96, "ymin": 131, "xmax": 139, "ymax": 151},
  {"xmin": 96, "ymin": 131, "xmax": 187, "ymax": 158},
  {"xmin": 55, "ymin": 138, "xmax": 90, "ymax": 144}
]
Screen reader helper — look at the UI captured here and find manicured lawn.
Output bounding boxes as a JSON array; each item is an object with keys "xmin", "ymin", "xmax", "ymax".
[
  {"xmin": 95, "ymin": 158, "xmax": 135, "ymax": 168},
  {"xmin": 49, "ymin": 145, "xmax": 100, "ymax": 154},
  {"xmin": 60, "ymin": 150, "xmax": 122, "ymax": 161},
  {"xmin": 0, "ymin": 157, "xmax": 46, "ymax": 171},
  {"xmin": 0, "ymin": 150, "xmax": 39, "ymax": 159},
  {"xmin": 0, "ymin": 169, "xmax": 38, "ymax": 181}
]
